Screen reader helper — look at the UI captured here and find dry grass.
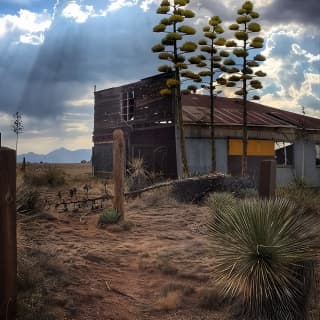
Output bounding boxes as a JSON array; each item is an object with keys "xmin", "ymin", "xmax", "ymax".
[
  {"xmin": 161, "ymin": 283, "xmax": 195, "ymax": 297},
  {"xmin": 100, "ymin": 220, "xmax": 135, "ymax": 232},
  {"xmin": 17, "ymin": 247, "xmax": 67, "ymax": 320},
  {"xmin": 23, "ymin": 165, "xmax": 66, "ymax": 187},
  {"xmin": 154, "ymin": 290, "xmax": 183, "ymax": 311},
  {"xmin": 15, "ymin": 163, "xmax": 320, "ymax": 320},
  {"xmin": 277, "ymin": 184, "xmax": 320, "ymax": 216},
  {"xmin": 197, "ymin": 288, "xmax": 227, "ymax": 310},
  {"xmin": 157, "ymin": 256, "xmax": 178, "ymax": 275},
  {"xmin": 128, "ymin": 186, "xmax": 177, "ymax": 209}
]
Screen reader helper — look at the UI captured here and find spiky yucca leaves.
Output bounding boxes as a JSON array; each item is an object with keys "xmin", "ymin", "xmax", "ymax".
[
  {"xmin": 208, "ymin": 198, "xmax": 319, "ymax": 320},
  {"xmin": 127, "ymin": 157, "xmax": 150, "ymax": 191}
]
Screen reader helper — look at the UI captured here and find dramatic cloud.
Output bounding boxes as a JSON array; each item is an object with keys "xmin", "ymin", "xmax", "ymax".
[
  {"xmin": 0, "ymin": 8, "xmax": 51, "ymax": 43},
  {"xmin": 62, "ymin": 2, "xmax": 95, "ymax": 23},
  {"xmin": 0, "ymin": 0, "xmax": 319, "ymax": 153},
  {"xmin": 261, "ymin": 0, "xmax": 320, "ymax": 26}
]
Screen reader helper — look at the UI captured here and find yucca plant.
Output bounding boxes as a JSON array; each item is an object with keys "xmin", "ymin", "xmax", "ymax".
[
  {"xmin": 127, "ymin": 157, "xmax": 150, "ymax": 191},
  {"xmin": 208, "ymin": 198, "xmax": 319, "ymax": 319}
]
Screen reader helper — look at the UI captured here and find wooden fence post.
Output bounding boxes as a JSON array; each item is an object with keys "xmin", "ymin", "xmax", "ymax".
[
  {"xmin": 0, "ymin": 147, "xmax": 17, "ymax": 320},
  {"xmin": 113, "ymin": 129, "xmax": 125, "ymax": 220},
  {"xmin": 259, "ymin": 160, "xmax": 276, "ymax": 199}
]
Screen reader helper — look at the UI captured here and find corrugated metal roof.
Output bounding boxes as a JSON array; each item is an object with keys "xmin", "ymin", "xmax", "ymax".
[{"xmin": 182, "ymin": 95, "xmax": 320, "ymax": 130}]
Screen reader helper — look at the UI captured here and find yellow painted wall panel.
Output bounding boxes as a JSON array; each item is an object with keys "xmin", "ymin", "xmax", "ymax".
[{"xmin": 229, "ymin": 139, "xmax": 275, "ymax": 156}]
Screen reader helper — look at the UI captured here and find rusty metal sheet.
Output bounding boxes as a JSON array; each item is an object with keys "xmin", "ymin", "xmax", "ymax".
[{"xmin": 182, "ymin": 95, "xmax": 320, "ymax": 130}]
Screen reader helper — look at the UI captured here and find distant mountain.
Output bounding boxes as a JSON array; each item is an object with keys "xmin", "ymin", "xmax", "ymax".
[{"xmin": 17, "ymin": 147, "xmax": 92, "ymax": 163}]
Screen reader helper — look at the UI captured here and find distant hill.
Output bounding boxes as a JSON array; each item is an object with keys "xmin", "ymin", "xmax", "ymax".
[{"xmin": 17, "ymin": 147, "xmax": 92, "ymax": 163}]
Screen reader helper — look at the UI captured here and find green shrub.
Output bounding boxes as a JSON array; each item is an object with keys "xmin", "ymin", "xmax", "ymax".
[
  {"xmin": 208, "ymin": 198, "xmax": 319, "ymax": 320},
  {"xmin": 99, "ymin": 208, "xmax": 121, "ymax": 225}
]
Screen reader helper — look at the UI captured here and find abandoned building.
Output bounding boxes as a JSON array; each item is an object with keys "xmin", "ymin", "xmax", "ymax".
[{"xmin": 92, "ymin": 73, "xmax": 320, "ymax": 187}]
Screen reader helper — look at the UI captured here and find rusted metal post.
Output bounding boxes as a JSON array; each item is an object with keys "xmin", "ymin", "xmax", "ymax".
[
  {"xmin": 112, "ymin": 129, "xmax": 125, "ymax": 220},
  {"xmin": 259, "ymin": 160, "xmax": 276, "ymax": 199},
  {"xmin": 0, "ymin": 147, "xmax": 17, "ymax": 320}
]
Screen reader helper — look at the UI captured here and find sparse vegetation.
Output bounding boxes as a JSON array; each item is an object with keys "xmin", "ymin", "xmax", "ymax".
[
  {"xmin": 98, "ymin": 207, "xmax": 121, "ymax": 225},
  {"xmin": 197, "ymin": 288, "xmax": 226, "ymax": 310},
  {"xmin": 14, "ymin": 163, "xmax": 320, "ymax": 320},
  {"xmin": 161, "ymin": 283, "xmax": 195, "ymax": 297},
  {"xmin": 154, "ymin": 290, "xmax": 183, "ymax": 311},
  {"xmin": 143, "ymin": 186, "xmax": 176, "ymax": 207},
  {"xmin": 17, "ymin": 248, "xmax": 65, "ymax": 320},
  {"xmin": 126, "ymin": 157, "xmax": 150, "ymax": 191},
  {"xmin": 208, "ymin": 197, "xmax": 319, "ymax": 319},
  {"xmin": 17, "ymin": 187, "xmax": 41, "ymax": 213},
  {"xmin": 12, "ymin": 111, "xmax": 24, "ymax": 153},
  {"xmin": 206, "ymin": 192, "xmax": 236, "ymax": 210},
  {"xmin": 106, "ymin": 220, "xmax": 135, "ymax": 232},
  {"xmin": 23, "ymin": 166, "xmax": 66, "ymax": 187},
  {"xmin": 277, "ymin": 184, "xmax": 320, "ymax": 216},
  {"xmin": 157, "ymin": 256, "xmax": 178, "ymax": 275},
  {"xmin": 237, "ymin": 187, "xmax": 258, "ymax": 199}
]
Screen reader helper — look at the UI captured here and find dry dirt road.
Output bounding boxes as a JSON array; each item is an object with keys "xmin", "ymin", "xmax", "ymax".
[{"xmin": 18, "ymin": 193, "xmax": 232, "ymax": 320}]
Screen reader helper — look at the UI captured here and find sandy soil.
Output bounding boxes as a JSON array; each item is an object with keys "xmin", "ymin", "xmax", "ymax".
[
  {"xmin": 16, "ymin": 163, "xmax": 319, "ymax": 320},
  {"xmin": 17, "ymin": 164, "xmax": 232, "ymax": 319}
]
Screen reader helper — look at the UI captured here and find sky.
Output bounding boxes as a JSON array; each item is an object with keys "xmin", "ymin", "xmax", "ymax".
[{"xmin": 0, "ymin": 0, "xmax": 319, "ymax": 154}]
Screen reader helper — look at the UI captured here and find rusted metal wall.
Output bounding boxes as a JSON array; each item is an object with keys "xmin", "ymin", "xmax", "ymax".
[
  {"xmin": 92, "ymin": 143, "xmax": 113, "ymax": 176},
  {"xmin": 93, "ymin": 73, "xmax": 176, "ymax": 176},
  {"xmin": 131, "ymin": 126, "xmax": 177, "ymax": 177},
  {"xmin": 228, "ymin": 155, "xmax": 275, "ymax": 184}
]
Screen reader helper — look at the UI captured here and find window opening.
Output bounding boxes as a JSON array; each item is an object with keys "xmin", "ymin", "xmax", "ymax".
[
  {"xmin": 121, "ymin": 90, "xmax": 135, "ymax": 121},
  {"xmin": 275, "ymin": 141, "xmax": 293, "ymax": 166}
]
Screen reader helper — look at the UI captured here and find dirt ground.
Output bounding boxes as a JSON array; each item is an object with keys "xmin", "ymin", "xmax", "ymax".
[
  {"xmin": 16, "ymin": 163, "xmax": 320, "ymax": 320},
  {"xmin": 17, "ymin": 164, "xmax": 232, "ymax": 320}
]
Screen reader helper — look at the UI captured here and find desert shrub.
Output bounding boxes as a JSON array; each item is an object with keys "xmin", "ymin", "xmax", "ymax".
[
  {"xmin": 148, "ymin": 170, "xmax": 165, "ymax": 185},
  {"xmin": 142, "ymin": 186, "xmax": 176, "ymax": 207},
  {"xmin": 277, "ymin": 185, "xmax": 320, "ymax": 216},
  {"xmin": 126, "ymin": 157, "xmax": 150, "ymax": 191},
  {"xmin": 208, "ymin": 197, "xmax": 319, "ymax": 320},
  {"xmin": 17, "ymin": 187, "xmax": 41, "ymax": 213},
  {"xmin": 17, "ymin": 249, "xmax": 60, "ymax": 320},
  {"xmin": 161, "ymin": 283, "xmax": 195, "ymax": 297},
  {"xmin": 197, "ymin": 288, "xmax": 226, "ymax": 310},
  {"xmin": 206, "ymin": 192, "xmax": 236, "ymax": 211},
  {"xmin": 107, "ymin": 220, "xmax": 135, "ymax": 232},
  {"xmin": 99, "ymin": 208, "xmax": 121, "ymax": 225},
  {"xmin": 24, "ymin": 167, "xmax": 65, "ymax": 187},
  {"xmin": 154, "ymin": 290, "xmax": 182, "ymax": 311},
  {"xmin": 237, "ymin": 187, "xmax": 258, "ymax": 199}
]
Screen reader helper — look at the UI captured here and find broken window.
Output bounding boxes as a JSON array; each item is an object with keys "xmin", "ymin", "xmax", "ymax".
[
  {"xmin": 121, "ymin": 90, "xmax": 135, "ymax": 121},
  {"xmin": 275, "ymin": 141, "xmax": 294, "ymax": 166},
  {"xmin": 316, "ymin": 144, "xmax": 320, "ymax": 166}
]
